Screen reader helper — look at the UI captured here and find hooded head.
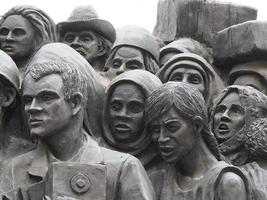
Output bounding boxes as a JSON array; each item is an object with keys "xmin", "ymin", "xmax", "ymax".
[
  {"xmin": 157, "ymin": 53, "xmax": 224, "ymax": 108},
  {"xmin": 103, "ymin": 70, "xmax": 162, "ymax": 163},
  {"xmin": 104, "ymin": 26, "xmax": 160, "ymax": 80},
  {"xmin": 228, "ymin": 61, "xmax": 267, "ymax": 95},
  {"xmin": 159, "ymin": 38, "xmax": 213, "ymax": 67},
  {"xmin": 211, "ymin": 85, "xmax": 267, "ymax": 165}
]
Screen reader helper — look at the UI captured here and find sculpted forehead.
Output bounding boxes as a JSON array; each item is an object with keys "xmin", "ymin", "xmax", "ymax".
[
  {"xmin": 115, "ymin": 46, "xmax": 143, "ymax": 59},
  {"xmin": 111, "ymin": 83, "xmax": 144, "ymax": 101},
  {"xmin": 23, "ymin": 73, "xmax": 64, "ymax": 95},
  {"xmin": 1, "ymin": 15, "xmax": 34, "ymax": 30},
  {"xmin": 219, "ymin": 91, "xmax": 241, "ymax": 107}
]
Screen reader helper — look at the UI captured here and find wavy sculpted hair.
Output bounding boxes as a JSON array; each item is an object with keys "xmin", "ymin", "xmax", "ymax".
[{"xmin": 145, "ymin": 82, "xmax": 221, "ymax": 160}]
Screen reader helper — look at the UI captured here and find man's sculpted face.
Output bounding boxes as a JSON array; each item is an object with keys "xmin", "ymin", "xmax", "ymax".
[
  {"xmin": 213, "ymin": 91, "xmax": 245, "ymax": 142},
  {"xmin": 148, "ymin": 107, "xmax": 197, "ymax": 163},
  {"xmin": 63, "ymin": 30, "xmax": 99, "ymax": 63},
  {"xmin": 22, "ymin": 74, "xmax": 73, "ymax": 138},
  {"xmin": 106, "ymin": 46, "xmax": 145, "ymax": 79},
  {"xmin": 108, "ymin": 83, "xmax": 145, "ymax": 142},
  {"xmin": 0, "ymin": 15, "xmax": 36, "ymax": 60}
]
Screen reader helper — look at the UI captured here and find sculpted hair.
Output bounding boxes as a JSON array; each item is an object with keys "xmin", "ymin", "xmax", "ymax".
[
  {"xmin": 104, "ymin": 46, "xmax": 160, "ymax": 74},
  {"xmin": 145, "ymin": 82, "xmax": 221, "ymax": 160},
  {"xmin": 245, "ymin": 118, "xmax": 267, "ymax": 161},
  {"xmin": 95, "ymin": 32, "xmax": 113, "ymax": 61},
  {"xmin": 25, "ymin": 62, "xmax": 88, "ymax": 103},
  {"xmin": 0, "ymin": 5, "xmax": 57, "ymax": 49}
]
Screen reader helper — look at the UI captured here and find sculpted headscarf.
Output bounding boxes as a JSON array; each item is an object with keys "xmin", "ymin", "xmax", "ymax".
[
  {"xmin": 0, "ymin": 5, "xmax": 57, "ymax": 51},
  {"xmin": 104, "ymin": 26, "xmax": 160, "ymax": 74},
  {"xmin": 228, "ymin": 62, "xmax": 267, "ymax": 87},
  {"xmin": 25, "ymin": 43, "xmax": 105, "ymax": 139},
  {"xmin": 210, "ymin": 85, "xmax": 267, "ymax": 165},
  {"xmin": 160, "ymin": 38, "xmax": 213, "ymax": 65},
  {"xmin": 157, "ymin": 53, "xmax": 224, "ymax": 107},
  {"xmin": 103, "ymin": 70, "xmax": 162, "ymax": 165}
]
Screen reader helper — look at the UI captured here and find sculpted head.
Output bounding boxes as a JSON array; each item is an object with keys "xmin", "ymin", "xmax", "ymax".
[
  {"xmin": 160, "ymin": 38, "xmax": 213, "ymax": 67},
  {"xmin": 57, "ymin": 5, "xmax": 115, "ymax": 71},
  {"xmin": 211, "ymin": 85, "xmax": 267, "ymax": 144},
  {"xmin": 157, "ymin": 53, "xmax": 221, "ymax": 104},
  {"xmin": 108, "ymin": 82, "xmax": 145, "ymax": 143},
  {"xmin": 22, "ymin": 62, "xmax": 87, "ymax": 139},
  {"xmin": 0, "ymin": 5, "xmax": 56, "ymax": 63},
  {"xmin": 104, "ymin": 26, "xmax": 159, "ymax": 80},
  {"xmin": 145, "ymin": 82, "xmax": 220, "ymax": 163},
  {"xmin": 0, "ymin": 50, "xmax": 19, "ymax": 120},
  {"xmin": 103, "ymin": 70, "xmax": 162, "ymax": 152},
  {"xmin": 228, "ymin": 61, "xmax": 267, "ymax": 95}
]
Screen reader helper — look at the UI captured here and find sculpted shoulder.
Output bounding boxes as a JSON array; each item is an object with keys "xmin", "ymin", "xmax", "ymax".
[{"xmin": 216, "ymin": 172, "xmax": 248, "ymax": 200}]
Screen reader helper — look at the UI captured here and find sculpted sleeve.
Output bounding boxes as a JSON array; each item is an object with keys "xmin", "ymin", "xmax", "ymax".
[{"xmin": 118, "ymin": 156, "xmax": 156, "ymax": 200}]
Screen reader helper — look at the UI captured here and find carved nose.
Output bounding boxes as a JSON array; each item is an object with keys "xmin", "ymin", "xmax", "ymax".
[
  {"xmin": 6, "ymin": 32, "xmax": 14, "ymax": 41},
  {"xmin": 27, "ymin": 99, "xmax": 42, "ymax": 114},
  {"xmin": 221, "ymin": 110, "xmax": 231, "ymax": 121},
  {"xmin": 116, "ymin": 63, "xmax": 126, "ymax": 76}
]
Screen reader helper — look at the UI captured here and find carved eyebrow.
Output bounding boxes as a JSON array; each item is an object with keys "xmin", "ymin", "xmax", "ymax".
[
  {"xmin": 163, "ymin": 118, "xmax": 180, "ymax": 124},
  {"xmin": 126, "ymin": 59, "xmax": 144, "ymax": 66}
]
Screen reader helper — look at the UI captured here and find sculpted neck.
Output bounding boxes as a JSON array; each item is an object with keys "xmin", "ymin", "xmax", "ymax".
[
  {"xmin": 43, "ymin": 118, "xmax": 84, "ymax": 161},
  {"xmin": 176, "ymin": 136, "xmax": 218, "ymax": 179},
  {"xmin": 90, "ymin": 58, "xmax": 106, "ymax": 72}
]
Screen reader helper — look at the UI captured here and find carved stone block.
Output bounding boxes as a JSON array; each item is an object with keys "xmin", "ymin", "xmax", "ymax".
[
  {"xmin": 213, "ymin": 21, "xmax": 267, "ymax": 67},
  {"xmin": 153, "ymin": 0, "xmax": 257, "ymax": 46}
]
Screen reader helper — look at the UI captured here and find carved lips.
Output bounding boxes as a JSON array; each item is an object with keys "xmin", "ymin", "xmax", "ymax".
[
  {"xmin": 217, "ymin": 123, "xmax": 229, "ymax": 134},
  {"xmin": 1, "ymin": 45, "xmax": 14, "ymax": 52}
]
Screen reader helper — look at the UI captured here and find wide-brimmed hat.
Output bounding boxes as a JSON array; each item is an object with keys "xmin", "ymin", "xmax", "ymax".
[{"xmin": 57, "ymin": 5, "xmax": 116, "ymax": 43}]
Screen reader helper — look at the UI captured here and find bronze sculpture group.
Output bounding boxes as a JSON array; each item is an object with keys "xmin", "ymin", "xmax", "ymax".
[{"xmin": 0, "ymin": 1, "xmax": 266, "ymax": 199}]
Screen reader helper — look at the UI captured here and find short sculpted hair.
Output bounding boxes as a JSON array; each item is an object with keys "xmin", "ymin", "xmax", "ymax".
[
  {"xmin": 145, "ymin": 82, "xmax": 221, "ymax": 160},
  {"xmin": 25, "ymin": 62, "xmax": 88, "ymax": 103}
]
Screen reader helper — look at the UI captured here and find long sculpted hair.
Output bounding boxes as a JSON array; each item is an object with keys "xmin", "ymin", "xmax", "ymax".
[
  {"xmin": 145, "ymin": 82, "xmax": 221, "ymax": 160},
  {"xmin": 0, "ymin": 5, "xmax": 57, "ymax": 52}
]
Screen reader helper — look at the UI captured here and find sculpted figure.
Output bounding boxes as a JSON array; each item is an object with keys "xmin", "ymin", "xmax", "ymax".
[
  {"xmin": 57, "ymin": 5, "xmax": 116, "ymax": 72},
  {"xmin": 211, "ymin": 85, "xmax": 267, "ymax": 166},
  {"xmin": 2, "ymin": 43, "xmax": 155, "ymax": 200},
  {"xmin": 157, "ymin": 53, "xmax": 224, "ymax": 108},
  {"xmin": 0, "ymin": 5, "xmax": 56, "ymax": 75},
  {"xmin": 228, "ymin": 63, "xmax": 267, "ymax": 95},
  {"xmin": 241, "ymin": 118, "xmax": 267, "ymax": 199},
  {"xmin": 102, "ymin": 70, "xmax": 162, "ymax": 170},
  {"xmin": 103, "ymin": 26, "xmax": 160, "ymax": 82},
  {"xmin": 159, "ymin": 38, "xmax": 213, "ymax": 67},
  {"xmin": 0, "ymin": 50, "xmax": 34, "ymax": 159},
  {"xmin": 145, "ymin": 82, "xmax": 250, "ymax": 200}
]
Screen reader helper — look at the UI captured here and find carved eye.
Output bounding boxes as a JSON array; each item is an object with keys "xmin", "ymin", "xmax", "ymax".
[
  {"xmin": 129, "ymin": 102, "xmax": 144, "ymax": 113},
  {"xmin": 81, "ymin": 35, "xmax": 92, "ymax": 42},
  {"xmin": 64, "ymin": 34, "xmax": 75, "ymax": 43},
  {"xmin": 166, "ymin": 122, "xmax": 181, "ymax": 132},
  {"xmin": 13, "ymin": 28, "xmax": 26, "ymax": 36},
  {"xmin": 112, "ymin": 61, "xmax": 121, "ymax": 69},
  {"xmin": 170, "ymin": 74, "xmax": 183, "ymax": 82},
  {"xmin": 110, "ymin": 102, "xmax": 122, "ymax": 111},
  {"xmin": 215, "ymin": 106, "xmax": 226, "ymax": 114},
  {"xmin": 0, "ymin": 28, "xmax": 8, "ymax": 36},
  {"xmin": 188, "ymin": 75, "xmax": 202, "ymax": 84},
  {"xmin": 23, "ymin": 96, "xmax": 33, "ymax": 105}
]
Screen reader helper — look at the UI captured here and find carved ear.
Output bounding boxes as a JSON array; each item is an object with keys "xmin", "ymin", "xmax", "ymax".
[
  {"xmin": 69, "ymin": 92, "xmax": 83, "ymax": 116},
  {"xmin": 97, "ymin": 38, "xmax": 108, "ymax": 57},
  {"xmin": 193, "ymin": 116, "xmax": 203, "ymax": 136},
  {"xmin": 1, "ymin": 87, "xmax": 16, "ymax": 107}
]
